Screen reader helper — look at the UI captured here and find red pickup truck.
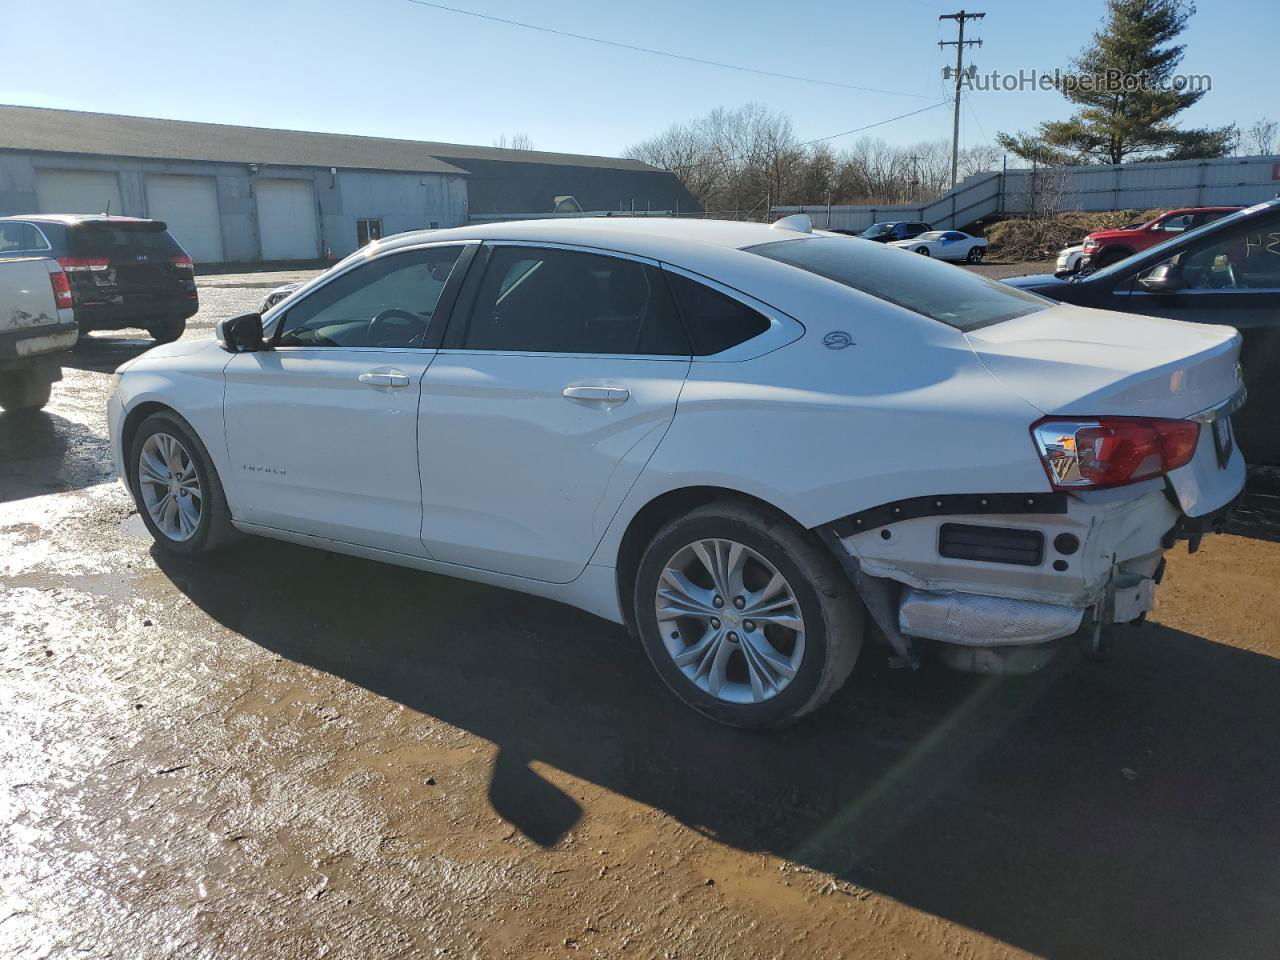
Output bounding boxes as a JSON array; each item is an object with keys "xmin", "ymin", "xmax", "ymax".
[{"xmin": 1081, "ymin": 206, "xmax": 1242, "ymax": 268}]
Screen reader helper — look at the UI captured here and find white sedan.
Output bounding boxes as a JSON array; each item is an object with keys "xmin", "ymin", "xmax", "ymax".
[
  {"xmin": 888, "ymin": 229, "xmax": 988, "ymax": 262},
  {"xmin": 108, "ymin": 215, "xmax": 1244, "ymax": 728}
]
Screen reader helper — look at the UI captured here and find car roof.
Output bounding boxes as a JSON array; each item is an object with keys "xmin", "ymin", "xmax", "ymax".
[
  {"xmin": 376, "ymin": 216, "xmax": 816, "ymax": 259},
  {"xmin": 1160, "ymin": 206, "xmax": 1243, "ymax": 215},
  {"xmin": 0, "ymin": 214, "xmax": 159, "ymax": 225}
]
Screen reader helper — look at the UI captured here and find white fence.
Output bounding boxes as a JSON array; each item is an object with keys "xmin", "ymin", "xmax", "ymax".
[{"xmin": 774, "ymin": 154, "xmax": 1280, "ymax": 231}]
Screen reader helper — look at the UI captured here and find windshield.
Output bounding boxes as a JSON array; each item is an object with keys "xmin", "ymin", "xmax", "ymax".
[
  {"xmin": 861, "ymin": 223, "xmax": 894, "ymax": 237},
  {"xmin": 1085, "ymin": 203, "xmax": 1270, "ymax": 283},
  {"xmin": 917, "ymin": 231, "xmax": 946, "ymax": 241},
  {"xmin": 749, "ymin": 236, "xmax": 1049, "ymax": 331}
]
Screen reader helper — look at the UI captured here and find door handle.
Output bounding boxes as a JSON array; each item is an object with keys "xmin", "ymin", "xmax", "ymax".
[
  {"xmin": 562, "ymin": 384, "xmax": 630, "ymax": 404},
  {"xmin": 359, "ymin": 370, "xmax": 410, "ymax": 387}
]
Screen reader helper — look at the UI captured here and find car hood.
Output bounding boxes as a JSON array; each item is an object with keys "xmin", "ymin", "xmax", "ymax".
[
  {"xmin": 966, "ymin": 303, "xmax": 1241, "ymax": 420},
  {"xmin": 886, "ymin": 240, "xmax": 917, "ymax": 248},
  {"xmin": 1001, "ymin": 273, "xmax": 1068, "ymax": 292},
  {"xmin": 1085, "ymin": 228, "xmax": 1142, "ymax": 242}
]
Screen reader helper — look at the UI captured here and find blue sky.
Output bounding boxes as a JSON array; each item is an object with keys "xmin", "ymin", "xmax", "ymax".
[{"xmin": 2, "ymin": 0, "xmax": 1273, "ymax": 158}]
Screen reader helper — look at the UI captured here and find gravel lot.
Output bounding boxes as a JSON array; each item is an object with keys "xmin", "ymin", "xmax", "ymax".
[{"xmin": 3, "ymin": 267, "xmax": 1280, "ymax": 959}]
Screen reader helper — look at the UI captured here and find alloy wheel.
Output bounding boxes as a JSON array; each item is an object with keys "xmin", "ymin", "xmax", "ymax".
[
  {"xmin": 654, "ymin": 538, "xmax": 807, "ymax": 704},
  {"xmin": 138, "ymin": 432, "xmax": 203, "ymax": 542}
]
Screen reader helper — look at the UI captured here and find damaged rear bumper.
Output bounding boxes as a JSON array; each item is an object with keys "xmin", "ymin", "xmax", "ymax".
[{"xmin": 821, "ymin": 479, "xmax": 1241, "ymax": 673}]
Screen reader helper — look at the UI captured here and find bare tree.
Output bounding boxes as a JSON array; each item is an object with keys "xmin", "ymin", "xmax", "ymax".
[
  {"xmin": 628, "ymin": 104, "xmax": 1004, "ymax": 214},
  {"xmin": 493, "ymin": 132, "xmax": 535, "ymax": 151},
  {"xmin": 959, "ymin": 143, "xmax": 1002, "ymax": 178},
  {"xmin": 1247, "ymin": 118, "xmax": 1278, "ymax": 156}
]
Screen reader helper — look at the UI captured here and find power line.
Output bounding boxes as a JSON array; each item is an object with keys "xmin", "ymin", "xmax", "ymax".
[
  {"xmin": 672, "ymin": 100, "xmax": 952, "ymax": 175},
  {"xmin": 402, "ymin": 0, "xmax": 930, "ymax": 99}
]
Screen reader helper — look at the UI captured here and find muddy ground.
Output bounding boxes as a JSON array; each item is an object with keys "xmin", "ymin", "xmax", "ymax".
[{"xmin": 3, "ymin": 268, "xmax": 1280, "ymax": 960}]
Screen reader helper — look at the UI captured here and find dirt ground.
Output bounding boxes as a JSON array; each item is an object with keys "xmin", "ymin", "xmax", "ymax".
[{"xmin": 3, "ymin": 268, "xmax": 1280, "ymax": 960}]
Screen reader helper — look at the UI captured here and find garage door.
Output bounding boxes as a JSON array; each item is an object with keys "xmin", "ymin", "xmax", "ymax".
[
  {"xmin": 145, "ymin": 175, "xmax": 224, "ymax": 264},
  {"xmin": 36, "ymin": 170, "xmax": 123, "ymax": 216},
  {"xmin": 256, "ymin": 179, "xmax": 320, "ymax": 261}
]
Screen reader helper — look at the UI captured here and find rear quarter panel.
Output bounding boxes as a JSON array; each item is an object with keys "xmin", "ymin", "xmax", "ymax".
[{"xmin": 590, "ymin": 282, "xmax": 1051, "ymax": 567}]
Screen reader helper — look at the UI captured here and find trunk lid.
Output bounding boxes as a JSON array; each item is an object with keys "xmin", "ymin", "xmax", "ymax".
[{"xmin": 966, "ymin": 303, "xmax": 1242, "ymax": 420}]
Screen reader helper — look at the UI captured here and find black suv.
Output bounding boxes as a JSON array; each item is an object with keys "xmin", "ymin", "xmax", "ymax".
[
  {"xmin": 1004, "ymin": 198, "xmax": 1280, "ymax": 464},
  {"xmin": 859, "ymin": 221, "xmax": 932, "ymax": 243},
  {"xmin": 0, "ymin": 215, "xmax": 198, "ymax": 342}
]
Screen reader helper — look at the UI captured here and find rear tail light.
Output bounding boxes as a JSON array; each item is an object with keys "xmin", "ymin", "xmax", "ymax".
[
  {"xmin": 171, "ymin": 254, "xmax": 194, "ymax": 270},
  {"xmin": 49, "ymin": 269, "xmax": 73, "ymax": 309},
  {"xmin": 1083, "ymin": 240, "xmax": 1099, "ymax": 253},
  {"xmin": 57, "ymin": 256, "xmax": 109, "ymax": 272},
  {"xmin": 1032, "ymin": 416, "xmax": 1201, "ymax": 490}
]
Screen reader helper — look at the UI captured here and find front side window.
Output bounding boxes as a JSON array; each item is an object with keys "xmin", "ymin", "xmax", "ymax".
[
  {"xmin": 0, "ymin": 222, "xmax": 49, "ymax": 253},
  {"xmin": 460, "ymin": 245, "xmax": 689, "ymax": 355},
  {"xmin": 279, "ymin": 245, "xmax": 463, "ymax": 348},
  {"xmin": 750, "ymin": 236, "xmax": 1048, "ymax": 331},
  {"xmin": 1156, "ymin": 214, "xmax": 1195, "ymax": 233},
  {"xmin": 1138, "ymin": 211, "xmax": 1280, "ymax": 291}
]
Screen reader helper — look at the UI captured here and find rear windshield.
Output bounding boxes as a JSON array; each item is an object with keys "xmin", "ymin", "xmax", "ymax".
[
  {"xmin": 748, "ymin": 236, "xmax": 1049, "ymax": 331},
  {"xmin": 70, "ymin": 223, "xmax": 183, "ymax": 258}
]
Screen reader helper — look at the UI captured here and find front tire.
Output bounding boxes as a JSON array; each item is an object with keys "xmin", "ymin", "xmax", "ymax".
[
  {"xmin": 0, "ymin": 369, "xmax": 54, "ymax": 411},
  {"xmin": 633, "ymin": 499, "xmax": 863, "ymax": 729},
  {"xmin": 915, "ymin": 247, "xmax": 931, "ymax": 256},
  {"xmin": 147, "ymin": 317, "xmax": 186, "ymax": 343},
  {"xmin": 129, "ymin": 411, "xmax": 235, "ymax": 556}
]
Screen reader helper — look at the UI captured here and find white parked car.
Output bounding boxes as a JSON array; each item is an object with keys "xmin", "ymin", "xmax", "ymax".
[
  {"xmin": 1056, "ymin": 243, "xmax": 1085, "ymax": 276},
  {"xmin": 108, "ymin": 215, "xmax": 1245, "ymax": 728},
  {"xmin": 888, "ymin": 229, "xmax": 987, "ymax": 262}
]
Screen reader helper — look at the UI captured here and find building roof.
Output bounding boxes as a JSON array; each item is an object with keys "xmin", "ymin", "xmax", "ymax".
[{"xmin": 0, "ymin": 104, "xmax": 662, "ymax": 177}]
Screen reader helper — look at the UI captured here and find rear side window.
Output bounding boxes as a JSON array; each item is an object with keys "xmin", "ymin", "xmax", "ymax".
[
  {"xmin": 70, "ymin": 224, "xmax": 182, "ymax": 258},
  {"xmin": 0, "ymin": 222, "xmax": 50, "ymax": 253},
  {"xmin": 749, "ymin": 236, "xmax": 1048, "ymax": 331},
  {"xmin": 462, "ymin": 246, "xmax": 690, "ymax": 355},
  {"xmin": 663, "ymin": 271, "xmax": 771, "ymax": 355}
]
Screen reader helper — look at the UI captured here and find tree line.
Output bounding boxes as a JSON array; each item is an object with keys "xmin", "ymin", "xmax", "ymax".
[{"xmin": 625, "ymin": 103, "xmax": 1003, "ymax": 216}]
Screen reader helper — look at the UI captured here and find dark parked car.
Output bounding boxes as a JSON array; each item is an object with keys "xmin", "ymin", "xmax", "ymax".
[
  {"xmin": 859, "ymin": 221, "xmax": 932, "ymax": 243},
  {"xmin": 1004, "ymin": 198, "xmax": 1280, "ymax": 463},
  {"xmin": 0, "ymin": 215, "xmax": 198, "ymax": 342}
]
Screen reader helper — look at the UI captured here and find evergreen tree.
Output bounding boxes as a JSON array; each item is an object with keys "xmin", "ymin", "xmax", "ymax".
[{"xmin": 997, "ymin": 0, "xmax": 1235, "ymax": 164}]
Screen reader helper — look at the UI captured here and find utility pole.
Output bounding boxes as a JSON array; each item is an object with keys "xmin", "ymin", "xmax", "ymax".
[
  {"xmin": 939, "ymin": 10, "xmax": 984, "ymax": 189},
  {"xmin": 905, "ymin": 153, "xmax": 922, "ymax": 201}
]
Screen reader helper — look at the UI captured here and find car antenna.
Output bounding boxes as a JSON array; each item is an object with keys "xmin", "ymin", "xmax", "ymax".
[{"xmin": 103, "ymin": 199, "xmax": 111, "ymax": 216}]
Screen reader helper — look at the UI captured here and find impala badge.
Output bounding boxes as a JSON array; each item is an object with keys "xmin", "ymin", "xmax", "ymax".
[{"xmin": 823, "ymin": 331, "xmax": 854, "ymax": 350}]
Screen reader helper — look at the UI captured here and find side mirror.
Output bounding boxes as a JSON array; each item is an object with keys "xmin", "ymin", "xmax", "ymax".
[
  {"xmin": 1138, "ymin": 262, "xmax": 1184, "ymax": 293},
  {"xmin": 215, "ymin": 312, "xmax": 265, "ymax": 352}
]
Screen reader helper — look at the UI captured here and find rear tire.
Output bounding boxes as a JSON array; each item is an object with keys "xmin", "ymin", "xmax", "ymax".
[
  {"xmin": 147, "ymin": 317, "xmax": 186, "ymax": 343},
  {"xmin": 128, "ymin": 411, "xmax": 235, "ymax": 557},
  {"xmin": 966, "ymin": 246, "xmax": 985, "ymax": 263},
  {"xmin": 633, "ymin": 498, "xmax": 863, "ymax": 730},
  {"xmin": 0, "ymin": 369, "xmax": 54, "ymax": 411}
]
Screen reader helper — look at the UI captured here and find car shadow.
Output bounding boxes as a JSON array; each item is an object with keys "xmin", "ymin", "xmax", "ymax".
[
  {"xmin": 156, "ymin": 538, "xmax": 1280, "ymax": 960},
  {"xmin": 59, "ymin": 333, "xmax": 157, "ymax": 374},
  {"xmin": 0, "ymin": 409, "xmax": 114, "ymax": 503}
]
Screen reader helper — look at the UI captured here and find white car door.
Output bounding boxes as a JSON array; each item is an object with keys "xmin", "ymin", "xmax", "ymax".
[
  {"xmin": 418, "ymin": 242, "xmax": 692, "ymax": 583},
  {"xmin": 222, "ymin": 243, "xmax": 472, "ymax": 555}
]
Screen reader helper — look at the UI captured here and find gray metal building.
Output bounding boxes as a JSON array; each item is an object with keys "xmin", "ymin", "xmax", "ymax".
[{"xmin": 0, "ymin": 105, "xmax": 698, "ymax": 264}]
